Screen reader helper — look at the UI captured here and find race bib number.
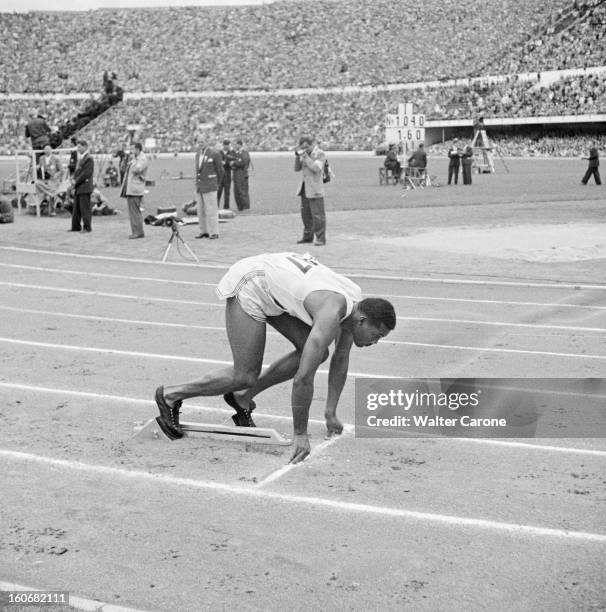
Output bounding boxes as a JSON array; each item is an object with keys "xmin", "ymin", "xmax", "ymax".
[{"xmin": 287, "ymin": 253, "xmax": 319, "ymax": 274}]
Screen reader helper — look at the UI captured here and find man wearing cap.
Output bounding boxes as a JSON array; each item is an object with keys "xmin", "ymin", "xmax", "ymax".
[
  {"xmin": 70, "ymin": 139, "xmax": 94, "ymax": 232},
  {"xmin": 25, "ymin": 109, "xmax": 51, "ymax": 165},
  {"xmin": 447, "ymin": 139, "xmax": 462, "ymax": 185}
]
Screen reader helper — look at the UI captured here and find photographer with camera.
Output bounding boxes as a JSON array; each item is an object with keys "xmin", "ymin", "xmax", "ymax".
[
  {"xmin": 232, "ymin": 139, "xmax": 251, "ymax": 211},
  {"xmin": 294, "ymin": 136, "xmax": 327, "ymax": 246},
  {"xmin": 120, "ymin": 141, "xmax": 148, "ymax": 239},
  {"xmin": 217, "ymin": 139, "xmax": 236, "ymax": 210}
]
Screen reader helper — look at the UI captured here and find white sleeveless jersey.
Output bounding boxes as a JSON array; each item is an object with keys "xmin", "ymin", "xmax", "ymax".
[{"xmin": 262, "ymin": 252, "xmax": 362, "ymax": 325}]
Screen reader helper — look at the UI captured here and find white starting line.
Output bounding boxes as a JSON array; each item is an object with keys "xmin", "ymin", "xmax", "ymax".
[
  {"xmin": 255, "ymin": 427, "xmax": 353, "ymax": 488},
  {"xmin": 1, "ymin": 448, "xmax": 605, "ymax": 544}
]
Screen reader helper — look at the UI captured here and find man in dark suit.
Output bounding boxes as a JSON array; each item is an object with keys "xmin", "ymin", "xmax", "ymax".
[
  {"xmin": 581, "ymin": 144, "xmax": 601, "ymax": 185},
  {"xmin": 232, "ymin": 139, "xmax": 251, "ymax": 211},
  {"xmin": 67, "ymin": 137, "xmax": 79, "ymax": 178},
  {"xmin": 70, "ymin": 139, "xmax": 94, "ymax": 232},
  {"xmin": 194, "ymin": 133, "xmax": 223, "ymax": 239},
  {"xmin": 217, "ymin": 139, "xmax": 236, "ymax": 210},
  {"xmin": 407, "ymin": 143, "xmax": 427, "ymax": 176}
]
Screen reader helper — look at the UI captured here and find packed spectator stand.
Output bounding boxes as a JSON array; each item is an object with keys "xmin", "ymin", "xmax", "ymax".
[{"xmin": 0, "ymin": 0, "xmax": 604, "ymax": 156}]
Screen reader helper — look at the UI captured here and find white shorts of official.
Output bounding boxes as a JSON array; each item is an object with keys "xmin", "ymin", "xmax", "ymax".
[{"xmin": 216, "ymin": 258, "xmax": 284, "ymax": 322}]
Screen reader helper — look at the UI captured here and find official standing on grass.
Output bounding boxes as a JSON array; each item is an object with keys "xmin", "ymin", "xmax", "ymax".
[
  {"xmin": 461, "ymin": 145, "xmax": 474, "ymax": 185},
  {"xmin": 447, "ymin": 138, "xmax": 461, "ymax": 185},
  {"xmin": 581, "ymin": 143, "xmax": 601, "ymax": 185},
  {"xmin": 232, "ymin": 139, "xmax": 251, "ymax": 211},
  {"xmin": 120, "ymin": 141, "xmax": 147, "ymax": 239},
  {"xmin": 194, "ymin": 133, "xmax": 223, "ymax": 240},
  {"xmin": 217, "ymin": 139, "xmax": 236, "ymax": 209},
  {"xmin": 69, "ymin": 139, "xmax": 94, "ymax": 233}
]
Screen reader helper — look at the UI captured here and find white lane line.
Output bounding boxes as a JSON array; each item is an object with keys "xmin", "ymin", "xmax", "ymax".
[
  {"xmin": 255, "ymin": 426, "xmax": 353, "ymax": 488},
  {"xmin": 348, "ymin": 273, "xmax": 606, "ymax": 291},
  {"xmin": 2, "ymin": 279, "xmax": 605, "ymax": 312},
  {"xmin": 2, "ymin": 335, "xmax": 605, "ymax": 362},
  {"xmin": 393, "ymin": 294, "xmax": 606, "ymax": 311},
  {"xmin": 2, "ymin": 381, "xmax": 605, "ymax": 457},
  {"xmin": 0, "ymin": 305, "xmax": 226, "ymax": 332},
  {"xmin": 0, "ymin": 381, "xmax": 324, "ymax": 426},
  {"xmin": 2, "ymin": 304, "xmax": 603, "ymax": 335},
  {"xmin": 2, "ymin": 449, "xmax": 605, "ymax": 543},
  {"xmin": 0, "ymin": 338, "xmax": 387, "ymax": 376},
  {"xmin": 396, "ymin": 315, "xmax": 606, "ymax": 333},
  {"xmin": 463, "ymin": 438, "xmax": 606, "ymax": 456},
  {"xmin": 0, "ymin": 246, "xmax": 215, "ymax": 269},
  {"xmin": 0, "ymin": 281, "xmax": 218, "ymax": 307},
  {"xmin": 0, "ymin": 262, "xmax": 217, "ymax": 287},
  {"xmin": 2, "ymin": 246, "xmax": 605, "ymax": 290},
  {"xmin": 0, "ymin": 581, "xmax": 148, "ymax": 612},
  {"xmin": 401, "ymin": 340, "xmax": 606, "ymax": 360}
]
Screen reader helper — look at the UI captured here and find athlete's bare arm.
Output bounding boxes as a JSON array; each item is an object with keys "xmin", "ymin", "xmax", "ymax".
[
  {"xmin": 325, "ymin": 327, "xmax": 354, "ymax": 437},
  {"xmin": 289, "ymin": 292, "xmax": 346, "ymax": 463}
]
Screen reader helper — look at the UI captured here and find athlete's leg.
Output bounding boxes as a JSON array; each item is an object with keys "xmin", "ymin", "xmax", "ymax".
[
  {"xmin": 234, "ymin": 313, "xmax": 328, "ymax": 406},
  {"xmin": 162, "ymin": 297, "xmax": 266, "ymax": 406}
]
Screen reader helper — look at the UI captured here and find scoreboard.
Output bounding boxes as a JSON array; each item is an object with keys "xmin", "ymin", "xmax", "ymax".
[{"xmin": 384, "ymin": 103, "xmax": 425, "ymax": 147}]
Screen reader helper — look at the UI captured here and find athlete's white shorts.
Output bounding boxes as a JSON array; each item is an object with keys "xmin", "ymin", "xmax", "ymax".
[{"xmin": 216, "ymin": 256, "xmax": 284, "ymax": 322}]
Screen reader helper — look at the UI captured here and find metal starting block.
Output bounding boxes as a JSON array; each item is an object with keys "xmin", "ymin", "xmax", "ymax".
[{"xmin": 133, "ymin": 418, "xmax": 291, "ymax": 445}]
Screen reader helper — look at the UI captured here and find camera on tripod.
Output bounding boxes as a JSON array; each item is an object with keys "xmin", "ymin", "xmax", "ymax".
[
  {"xmin": 144, "ymin": 210, "xmax": 183, "ymax": 227},
  {"xmin": 145, "ymin": 206, "xmax": 199, "ymax": 263}
]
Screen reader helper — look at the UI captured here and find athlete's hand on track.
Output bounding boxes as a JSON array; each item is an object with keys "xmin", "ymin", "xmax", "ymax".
[
  {"xmin": 325, "ymin": 414, "xmax": 343, "ymax": 438},
  {"xmin": 289, "ymin": 433, "xmax": 311, "ymax": 464}
]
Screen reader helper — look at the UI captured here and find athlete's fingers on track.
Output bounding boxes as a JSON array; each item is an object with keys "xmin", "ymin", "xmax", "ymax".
[{"xmin": 288, "ymin": 447, "xmax": 310, "ymax": 464}]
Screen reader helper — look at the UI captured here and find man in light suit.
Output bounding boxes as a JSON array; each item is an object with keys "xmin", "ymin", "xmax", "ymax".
[
  {"xmin": 294, "ymin": 136, "xmax": 326, "ymax": 246},
  {"xmin": 70, "ymin": 139, "xmax": 94, "ymax": 232},
  {"xmin": 37, "ymin": 144, "xmax": 63, "ymax": 216},
  {"xmin": 120, "ymin": 141, "xmax": 148, "ymax": 238},
  {"xmin": 194, "ymin": 133, "xmax": 223, "ymax": 239}
]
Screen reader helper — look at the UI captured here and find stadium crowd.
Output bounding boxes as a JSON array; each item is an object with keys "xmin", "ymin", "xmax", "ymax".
[
  {"xmin": 477, "ymin": 0, "xmax": 606, "ymax": 76},
  {"xmin": 1, "ymin": 71, "xmax": 604, "ymax": 155},
  {"xmin": 0, "ymin": 0, "xmax": 579, "ymax": 93},
  {"xmin": 0, "ymin": 0, "xmax": 603, "ymax": 158}
]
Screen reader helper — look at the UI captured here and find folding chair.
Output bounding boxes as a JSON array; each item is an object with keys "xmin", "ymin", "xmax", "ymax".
[{"xmin": 405, "ymin": 167, "xmax": 426, "ymax": 190}]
